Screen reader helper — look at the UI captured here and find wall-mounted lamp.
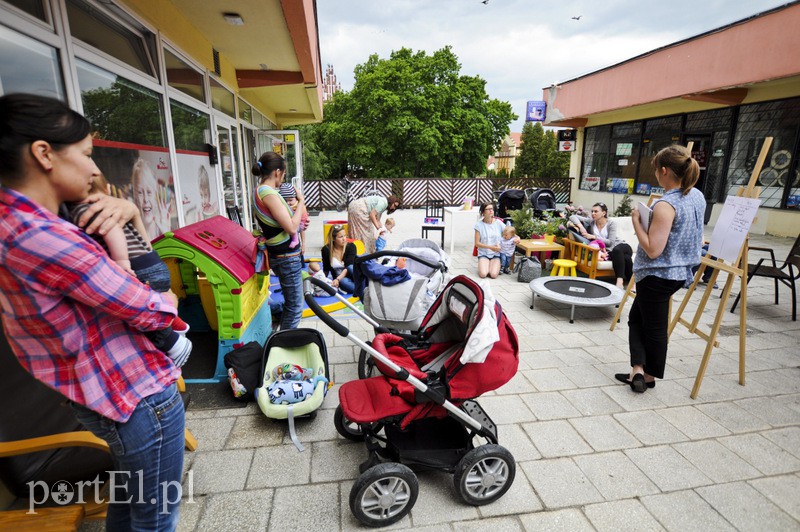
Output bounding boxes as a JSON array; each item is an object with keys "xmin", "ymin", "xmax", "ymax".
[{"xmin": 223, "ymin": 13, "xmax": 244, "ymax": 26}]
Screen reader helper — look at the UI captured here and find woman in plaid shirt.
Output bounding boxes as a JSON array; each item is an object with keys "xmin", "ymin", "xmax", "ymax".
[{"xmin": 0, "ymin": 94, "xmax": 185, "ymax": 531}]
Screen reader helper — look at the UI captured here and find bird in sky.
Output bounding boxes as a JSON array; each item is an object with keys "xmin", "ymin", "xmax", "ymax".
[
  {"xmin": 571, "ymin": 15, "xmax": 582, "ymax": 20},
  {"xmin": 481, "ymin": 0, "xmax": 489, "ymax": 4}
]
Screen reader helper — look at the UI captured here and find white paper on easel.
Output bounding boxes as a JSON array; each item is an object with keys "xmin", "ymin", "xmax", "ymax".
[{"xmin": 707, "ymin": 195, "xmax": 761, "ymax": 263}]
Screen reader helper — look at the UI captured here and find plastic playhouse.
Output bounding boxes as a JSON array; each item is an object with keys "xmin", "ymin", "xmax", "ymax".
[{"xmin": 152, "ymin": 216, "xmax": 271, "ymax": 383}]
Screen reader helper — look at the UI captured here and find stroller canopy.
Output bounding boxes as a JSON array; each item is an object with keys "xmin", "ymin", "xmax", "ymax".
[
  {"xmin": 527, "ymin": 188, "xmax": 557, "ymax": 212},
  {"xmin": 416, "ymin": 276, "xmax": 519, "ymax": 400},
  {"xmin": 497, "ymin": 189, "xmax": 526, "ymax": 219}
]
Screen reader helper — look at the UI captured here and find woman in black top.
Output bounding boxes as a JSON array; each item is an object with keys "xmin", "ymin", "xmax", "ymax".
[{"xmin": 321, "ymin": 224, "xmax": 357, "ymax": 293}]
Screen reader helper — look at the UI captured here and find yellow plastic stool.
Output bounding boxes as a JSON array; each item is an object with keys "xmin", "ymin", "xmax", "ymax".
[{"xmin": 551, "ymin": 259, "xmax": 577, "ymax": 277}]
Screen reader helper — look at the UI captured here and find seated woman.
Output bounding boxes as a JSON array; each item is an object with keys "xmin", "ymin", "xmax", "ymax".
[
  {"xmin": 568, "ymin": 202, "xmax": 633, "ymax": 288},
  {"xmin": 474, "ymin": 202, "xmax": 505, "ymax": 279},
  {"xmin": 321, "ymin": 224, "xmax": 357, "ymax": 293}
]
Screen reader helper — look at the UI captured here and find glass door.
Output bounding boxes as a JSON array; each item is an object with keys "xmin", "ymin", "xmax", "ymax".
[
  {"xmin": 257, "ymin": 130, "xmax": 303, "ymax": 188},
  {"xmin": 216, "ymin": 122, "xmax": 240, "ymax": 218}
]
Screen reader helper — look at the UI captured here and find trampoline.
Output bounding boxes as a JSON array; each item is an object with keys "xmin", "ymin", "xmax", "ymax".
[{"xmin": 530, "ymin": 277, "xmax": 624, "ymax": 323}]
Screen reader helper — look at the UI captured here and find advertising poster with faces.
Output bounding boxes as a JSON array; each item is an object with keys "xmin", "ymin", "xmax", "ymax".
[
  {"xmin": 91, "ymin": 140, "xmax": 178, "ymax": 241},
  {"xmin": 175, "ymin": 150, "xmax": 221, "ymax": 225}
]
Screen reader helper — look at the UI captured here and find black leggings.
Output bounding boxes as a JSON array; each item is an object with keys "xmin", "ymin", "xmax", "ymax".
[
  {"xmin": 610, "ymin": 243, "xmax": 633, "ymax": 283},
  {"xmin": 628, "ymin": 275, "xmax": 685, "ymax": 379}
]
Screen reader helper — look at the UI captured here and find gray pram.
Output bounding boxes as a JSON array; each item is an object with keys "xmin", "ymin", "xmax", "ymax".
[{"xmin": 360, "ymin": 238, "xmax": 450, "ymax": 332}]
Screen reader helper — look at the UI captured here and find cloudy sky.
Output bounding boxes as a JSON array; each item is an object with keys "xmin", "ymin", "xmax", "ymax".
[{"xmin": 317, "ymin": 0, "xmax": 789, "ymax": 132}]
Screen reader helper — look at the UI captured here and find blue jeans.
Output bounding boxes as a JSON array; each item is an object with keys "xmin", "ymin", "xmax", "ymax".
[
  {"xmin": 335, "ymin": 264, "xmax": 356, "ymax": 294},
  {"xmin": 71, "ymin": 383, "xmax": 185, "ymax": 531},
  {"xmin": 500, "ymin": 254, "xmax": 511, "ymax": 271},
  {"xmin": 270, "ymin": 252, "xmax": 303, "ymax": 330},
  {"xmin": 133, "ymin": 252, "xmax": 179, "ymax": 352}
]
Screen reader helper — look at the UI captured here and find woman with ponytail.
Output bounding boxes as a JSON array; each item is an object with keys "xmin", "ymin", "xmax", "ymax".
[
  {"xmin": 616, "ymin": 145, "xmax": 705, "ymax": 393},
  {"xmin": 252, "ymin": 151, "xmax": 306, "ymax": 330}
]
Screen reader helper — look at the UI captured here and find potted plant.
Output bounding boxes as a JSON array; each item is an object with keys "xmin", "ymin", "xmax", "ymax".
[
  {"xmin": 541, "ymin": 212, "xmax": 568, "ymax": 242},
  {"xmin": 508, "ymin": 205, "xmax": 537, "ymax": 239}
]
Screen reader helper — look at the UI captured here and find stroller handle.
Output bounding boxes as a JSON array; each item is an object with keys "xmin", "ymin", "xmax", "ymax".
[
  {"xmin": 303, "ymin": 278, "xmax": 349, "ymax": 337},
  {"xmin": 354, "ymin": 250, "xmax": 446, "ymax": 272}
]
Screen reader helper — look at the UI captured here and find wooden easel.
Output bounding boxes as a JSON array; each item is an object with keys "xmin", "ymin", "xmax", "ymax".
[
  {"xmin": 668, "ymin": 137, "xmax": 771, "ymax": 398},
  {"xmin": 609, "ymin": 142, "xmax": 692, "ymax": 331}
]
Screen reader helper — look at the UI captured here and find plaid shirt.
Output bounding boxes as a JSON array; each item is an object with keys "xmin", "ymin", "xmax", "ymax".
[{"xmin": 0, "ymin": 187, "xmax": 179, "ymax": 422}]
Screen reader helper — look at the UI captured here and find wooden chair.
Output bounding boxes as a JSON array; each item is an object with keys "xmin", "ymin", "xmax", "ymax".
[
  {"xmin": 562, "ymin": 236, "xmax": 617, "ymax": 280},
  {"xmin": 0, "ymin": 326, "xmax": 198, "ymax": 530},
  {"xmin": 421, "ymin": 199, "xmax": 445, "ymax": 248},
  {"xmin": 731, "ymin": 233, "xmax": 800, "ymax": 321}
]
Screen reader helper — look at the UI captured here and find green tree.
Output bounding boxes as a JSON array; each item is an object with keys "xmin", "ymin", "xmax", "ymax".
[
  {"xmin": 316, "ymin": 47, "xmax": 516, "ymax": 178},
  {"xmin": 515, "ymin": 122, "xmax": 570, "ymax": 178},
  {"xmin": 289, "ymin": 123, "xmax": 330, "ymax": 181}
]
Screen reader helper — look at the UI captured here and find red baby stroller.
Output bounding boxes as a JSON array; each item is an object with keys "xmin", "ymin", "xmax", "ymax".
[{"xmin": 305, "ymin": 275, "xmax": 519, "ymax": 527}]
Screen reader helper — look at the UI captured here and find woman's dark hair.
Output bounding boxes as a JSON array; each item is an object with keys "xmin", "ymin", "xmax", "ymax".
[
  {"xmin": 479, "ymin": 202, "xmax": 495, "ymax": 214},
  {"xmin": 0, "ymin": 93, "xmax": 91, "ymax": 179},
  {"xmin": 593, "ymin": 202, "xmax": 608, "ymax": 217},
  {"xmin": 652, "ymin": 145, "xmax": 700, "ymax": 195},
  {"xmin": 387, "ymin": 195, "xmax": 401, "ymax": 208},
  {"xmin": 251, "ymin": 151, "xmax": 286, "ymax": 180}
]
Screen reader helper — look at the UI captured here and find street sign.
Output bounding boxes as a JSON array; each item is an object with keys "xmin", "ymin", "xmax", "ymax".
[
  {"xmin": 557, "ymin": 129, "xmax": 576, "ymax": 142},
  {"xmin": 558, "ymin": 140, "xmax": 575, "ymax": 152},
  {"xmin": 526, "ymin": 101, "xmax": 546, "ymax": 122}
]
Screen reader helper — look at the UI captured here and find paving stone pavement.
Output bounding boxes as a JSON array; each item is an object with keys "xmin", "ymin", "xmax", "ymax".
[{"xmin": 81, "ymin": 207, "xmax": 800, "ymax": 531}]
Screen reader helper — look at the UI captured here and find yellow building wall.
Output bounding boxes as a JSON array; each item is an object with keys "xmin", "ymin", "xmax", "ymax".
[{"xmin": 121, "ymin": 0, "xmax": 239, "ymax": 91}]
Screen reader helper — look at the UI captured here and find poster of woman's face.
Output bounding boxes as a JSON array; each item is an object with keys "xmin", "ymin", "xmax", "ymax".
[
  {"xmin": 91, "ymin": 141, "xmax": 178, "ymax": 241},
  {"xmin": 175, "ymin": 152, "xmax": 221, "ymax": 224}
]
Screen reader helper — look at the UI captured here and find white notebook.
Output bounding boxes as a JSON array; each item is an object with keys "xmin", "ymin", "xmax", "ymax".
[{"xmin": 637, "ymin": 202, "xmax": 652, "ymax": 232}]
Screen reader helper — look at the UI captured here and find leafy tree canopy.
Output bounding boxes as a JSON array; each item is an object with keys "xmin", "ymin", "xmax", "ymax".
[
  {"xmin": 515, "ymin": 121, "xmax": 570, "ymax": 178},
  {"xmin": 313, "ymin": 46, "xmax": 516, "ymax": 178}
]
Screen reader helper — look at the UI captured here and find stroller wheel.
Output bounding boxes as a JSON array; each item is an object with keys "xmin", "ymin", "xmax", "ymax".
[
  {"xmin": 350, "ymin": 463, "xmax": 418, "ymax": 527},
  {"xmin": 334, "ymin": 405, "xmax": 364, "ymax": 441},
  {"xmin": 453, "ymin": 444, "xmax": 515, "ymax": 506},
  {"xmin": 357, "ymin": 347, "xmax": 377, "ymax": 379}
]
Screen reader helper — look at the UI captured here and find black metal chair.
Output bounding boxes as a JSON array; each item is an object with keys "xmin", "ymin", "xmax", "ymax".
[
  {"xmin": 421, "ymin": 199, "xmax": 445, "ymax": 249},
  {"xmin": 731, "ymin": 234, "xmax": 800, "ymax": 321}
]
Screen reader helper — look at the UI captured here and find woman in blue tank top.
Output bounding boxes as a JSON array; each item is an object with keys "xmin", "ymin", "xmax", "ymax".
[{"xmin": 616, "ymin": 145, "xmax": 705, "ymax": 393}]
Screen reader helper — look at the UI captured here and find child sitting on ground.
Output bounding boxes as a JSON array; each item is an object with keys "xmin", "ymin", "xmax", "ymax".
[
  {"xmin": 308, "ymin": 261, "xmax": 335, "ymax": 296},
  {"xmin": 500, "ymin": 226, "xmax": 520, "ymax": 274},
  {"xmin": 67, "ymin": 174, "xmax": 192, "ymax": 367},
  {"xmin": 375, "ymin": 217, "xmax": 395, "ymax": 252},
  {"xmin": 279, "ymin": 183, "xmax": 309, "ymax": 254}
]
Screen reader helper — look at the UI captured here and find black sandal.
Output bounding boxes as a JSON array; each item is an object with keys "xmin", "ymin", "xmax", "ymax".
[{"xmin": 614, "ymin": 373, "xmax": 655, "ymax": 389}]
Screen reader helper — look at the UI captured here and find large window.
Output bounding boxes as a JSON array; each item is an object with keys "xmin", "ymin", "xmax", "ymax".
[
  {"xmin": 606, "ymin": 122, "xmax": 641, "ymax": 193},
  {"xmin": 164, "ymin": 48, "xmax": 204, "ymax": 103},
  {"xmin": 727, "ymin": 98, "xmax": 800, "ymax": 208},
  {"xmin": 0, "ymin": 24, "xmax": 63, "ymax": 98},
  {"xmin": 580, "ymin": 125, "xmax": 611, "ymax": 191},
  {"xmin": 77, "ymin": 59, "xmax": 166, "ymax": 146},
  {"xmin": 170, "ymin": 100, "xmax": 219, "ymax": 224},
  {"xmin": 5, "ymin": 0, "xmax": 47, "ymax": 22},
  {"xmin": 76, "ymin": 59, "xmax": 175, "ymax": 240},
  {"xmin": 210, "ymin": 76, "xmax": 235, "ymax": 117},
  {"xmin": 639, "ymin": 116, "xmax": 682, "ymax": 191},
  {"xmin": 66, "ymin": 0, "xmax": 156, "ymax": 77}
]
